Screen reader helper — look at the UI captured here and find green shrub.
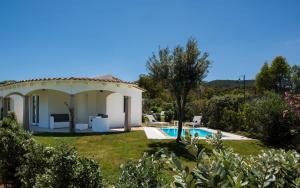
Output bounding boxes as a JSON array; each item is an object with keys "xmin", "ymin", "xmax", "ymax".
[
  {"xmin": 205, "ymin": 130, "xmax": 224, "ymax": 152},
  {"xmin": 142, "ymin": 98, "xmax": 164, "ymax": 114},
  {"xmin": 0, "ymin": 116, "xmax": 103, "ymax": 188},
  {"xmin": 117, "ymin": 151, "xmax": 168, "ymax": 188},
  {"xmin": 220, "ymin": 107, "xmax": 244, "ymax": 132},
  {"xmin": 1, "ymin": 116, "xmax": 18, "ymax": 129},
  {"xmin": 74, "ymin": 158, "xmax": 103, "ymax": 188},
  {"xmin": 173, "ymin": 133, "xmax": 300, "ymax": 188},
  {"xmin": 248, "ymin": 149, "xmax": 300, "ymax": 187},
  {"xmin": 33, "ymin": 145, "xmax": 103, "ymax": 188},
  {"xmin": 0, "ymin": 119, "xmax": 33, "ymax": 187},
  {"xmin": 185, "ymin": 99, "xmax": 207, "ymax": 122},
  {"xmin": 162, "ymin": 102, "xmax": 174, "ymax": 111},
  {"xmin": 205, "ymin": 94, "xmax": 244, "ymax": 130},
  {"xmin": 151, "ymin": 106, "xmax": 162, "ymax": 113},
  {"xmin": 6, "ymin": 111, "xmax": 18, "ymax": 122},
  {"xmin": 17, "ymin": 144, "xmax": 56, "ymax": 188},
  {"xmin": 164, "ymin": 110, "xmax": 175, "ymax": 122},
  {"xmin": 241, "ymin": 103, "xmax": 259, "ymax": 134},
  {"xmin": 154, "ymin": 113, "xmax": 161, "ymax": 121},
  {"xmin": 251, "ymin": 92, "xmax": 299, "ymax": 145}
]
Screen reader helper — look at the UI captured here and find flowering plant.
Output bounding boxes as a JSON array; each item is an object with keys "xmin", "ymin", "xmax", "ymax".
[{"xmin": 284, "ymin": 92, "xmax": 300, "ymax": 120}]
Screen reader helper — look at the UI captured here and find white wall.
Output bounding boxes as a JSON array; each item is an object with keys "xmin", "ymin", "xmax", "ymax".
[
  {"xmin": 48, "ymin": 91, "xmax": 69, "ymax": 115},
  {"xmin": 75, "ymin": 93, "xmax": 88, "ymax": 123},
  {"xmin": 130, "ymin": 92, "xmax": 142, "ymax": 127},
  {"xmin": 75, "ymin": 91, "xmax": 142, "ymax": 128},
  {"xmin": 9, "ymin": 95, "xmax": 23, "ymax": 125},
  {"xmin": 106, "ymin": 93, "xmax": 125, "ymax": 128},
  {"xmin": 75, "ymin": 91, "xmax": 111, "ymax": 124}
]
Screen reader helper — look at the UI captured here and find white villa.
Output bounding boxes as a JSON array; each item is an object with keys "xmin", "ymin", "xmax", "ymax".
[{"xmin": 0, "ymin": 75, "xmax": 143, "ymax": 132}]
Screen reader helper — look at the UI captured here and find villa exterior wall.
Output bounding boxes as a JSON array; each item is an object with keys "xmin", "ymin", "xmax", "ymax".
[
  {"xmin": 9, "ymin": 95, "xmax": 23, "ymax": 125},
  {"xmin": 107, "ymin": 93, "xmax": 125, "ymax": 128},
  {"xmin": 0, "ymin": 79, "xmax": 143, "ymax": 130},
  {"xmin": 129, "ymin": 92, "xmax": 142, "ymax": 127},
  {"xmin": 48, "ymin": 90, "xmax": 69, "ymax": 115},
  {"xmin": 75, "ymin": 93, "xmax": 88, "ymax": 123},
  {"xmin": 75, "ymin": 91, "xmax": 112, "ymax": 124}
]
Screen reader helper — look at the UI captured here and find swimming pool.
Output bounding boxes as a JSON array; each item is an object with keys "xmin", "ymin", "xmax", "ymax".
[{"xmin": 160, "ymin": 127, "xmax": 213, "ymax": 137}]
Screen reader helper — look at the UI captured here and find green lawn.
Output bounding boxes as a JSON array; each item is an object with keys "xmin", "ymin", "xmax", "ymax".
[{"xmin": 34, "ymin": 130, "xmax": 268, "ymax": 183}]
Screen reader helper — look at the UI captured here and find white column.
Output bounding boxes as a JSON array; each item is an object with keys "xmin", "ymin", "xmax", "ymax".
[
  {"xmin": 3, "ymin": 97, "xmax": 8, "ymax": 118},
  {"xmin": 23, "ymin": 95, "xmax": 30, "ymax": 130},
  {"xmin": 69, "ymin": 94, "xmax": 75, "ymax": 132},
  {"xmin": 124, "ymin": 96, "xmax": 131, "ymax": 132}
]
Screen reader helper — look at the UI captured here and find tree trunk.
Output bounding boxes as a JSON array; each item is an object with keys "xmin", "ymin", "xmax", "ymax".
[
  {"xmin": 176, "ymin": 95, "xmax": 187, "ymax": 143},
  {"xmin": 176, "ymin": 107, "xmax": 183, "ymax": 142},
  {"xmin": 176, "ymin": 102, "xmax": 185, "ymax": 142}
]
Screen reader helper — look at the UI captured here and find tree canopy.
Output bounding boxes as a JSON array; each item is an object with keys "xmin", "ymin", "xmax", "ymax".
[
  {"xmin": 291, "ymin": 65, "xmax": 300, "ymax": 93},
  {"xmin": 256, "ymin": 56, "xmax": 292, "ymax": 94},
  {"xmin": 256, "ymin": 62, "xmax": 272, "ymax": 92},
  {"xmin": 147, "ymin": 38, "xmax": 210, "ymax": 141}
]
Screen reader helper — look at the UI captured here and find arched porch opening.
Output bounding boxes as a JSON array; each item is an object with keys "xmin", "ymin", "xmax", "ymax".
[
  {"xmin": 26, "ymin": 89, "xmax": 71, "ymax": 130},
  {"xmin": 74, "ymin": 90, "xmax": 113, "ymax": 125},
  {"xmin": 24, "ymin": 89, "xmax": 130, "ymax": 132},
  {"xmin": 74, "ymin": 90, "xmax": 127, "ymax": 130}
]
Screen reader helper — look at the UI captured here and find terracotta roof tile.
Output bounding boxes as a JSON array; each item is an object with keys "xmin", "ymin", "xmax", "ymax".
[{"xmin": 0, "ymin": 77, "xmax": 144, "ymax": 91}]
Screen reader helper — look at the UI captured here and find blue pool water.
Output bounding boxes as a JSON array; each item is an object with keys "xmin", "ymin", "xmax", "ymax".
[{"xmin": 160, "ymin": 127, "xmax": 213, "ymax": 137}]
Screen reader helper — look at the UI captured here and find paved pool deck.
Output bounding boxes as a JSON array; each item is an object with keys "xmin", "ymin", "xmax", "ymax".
[{"xmin": 144, "ymin": 126, "xmax": 253, "ymax": 140}]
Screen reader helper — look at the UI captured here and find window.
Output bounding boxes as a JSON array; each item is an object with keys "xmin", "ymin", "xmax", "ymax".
[{"xmin": 32, "ymin": 95, "xmax": 39, "ymax": 124}]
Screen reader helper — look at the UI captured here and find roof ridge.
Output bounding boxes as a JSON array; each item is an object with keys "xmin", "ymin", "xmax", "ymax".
[{"xmin": 0, "ymin": 77, "xmax": 141, "ymax": 90}]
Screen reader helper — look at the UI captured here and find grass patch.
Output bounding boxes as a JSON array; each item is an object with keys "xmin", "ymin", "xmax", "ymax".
[{"xmin": 34, "ymin": 131, "xmax": 268, "ymax": 183}]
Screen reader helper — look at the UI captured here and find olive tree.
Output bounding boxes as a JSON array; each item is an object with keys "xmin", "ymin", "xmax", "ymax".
[{"xmin": 147, "ymin": 39, "xmax": 210, "ymax": 142}]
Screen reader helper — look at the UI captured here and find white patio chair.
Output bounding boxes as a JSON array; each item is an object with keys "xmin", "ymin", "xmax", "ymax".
[
  {"xmin": 144, "ymin": 114, "xmax": 169, "ymax": 126},
  {"xmin": 185, "ymin": 116, "xmax": 202, "ymax": 127}
]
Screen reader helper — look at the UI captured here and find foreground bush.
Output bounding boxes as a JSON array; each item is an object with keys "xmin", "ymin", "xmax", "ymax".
[
  {"xmin": 172, "ymin": 132, "xmax": 300, "ymax": 188},
  {"xmin": 117, "ymin": 150, "xmax": 169, "ymax": 188},
  {"xmin": 17, "ymin": 143, "xmax": 56, "ymax": 187},
  {"xmin": 115, "ymin": 132, "xmax": 300, "ymax": 187},
  {"xmin": 0, "ymin": 118, "xmax": 33, "ymax": 187},
  {"xmin": 0, "ymin": 118, "xmax": 103, "ymax": 188},
  {"xmin": 250, "ymin": 92, "xmax": 299, "ymax": 145},
  {"xmin": 205, "ymin": 94, "xmax": 244, "ymax": 130},
  {"xmin": 33, "ymin": 145, "xmax": 103, "ymax": 188}
]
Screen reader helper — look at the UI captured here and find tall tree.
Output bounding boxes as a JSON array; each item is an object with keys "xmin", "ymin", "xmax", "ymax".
[
  {"xmin": 255, "ymin": 56, "xmax": 291, "ymax": 94},
  {"xmin": 137, "ymin": 74, "xmax": 165, "ymax": 99},
  {"xmin": 147, "ymin": 39, "xmax": 210, "ymax": 142},
  {"xmin": 269, "ymin": 56, "xmax": 291, "ymax": 93},
  {"xmin": 291, "ymin": 65, "xmax": 300, "ymax": 93},
  {"xmin": 256, "ymin": 62, "xmax": 272, "ymax": 93}
]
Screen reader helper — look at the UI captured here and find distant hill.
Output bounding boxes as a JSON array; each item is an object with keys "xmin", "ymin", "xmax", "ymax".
[{"xmin": 205, "ymin": 80, "xmax": 255, "ymax": 88}]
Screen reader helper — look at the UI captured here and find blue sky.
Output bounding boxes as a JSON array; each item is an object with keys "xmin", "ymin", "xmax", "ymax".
[{"xmin": 0, "ymin": 0, "xmax": 299, "ymax": 82}]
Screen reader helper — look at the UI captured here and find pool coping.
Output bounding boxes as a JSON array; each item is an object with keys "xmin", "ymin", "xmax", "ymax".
[{"xmin": 143, "ymin": 126, "xmax": 253, "ymax": 140}]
